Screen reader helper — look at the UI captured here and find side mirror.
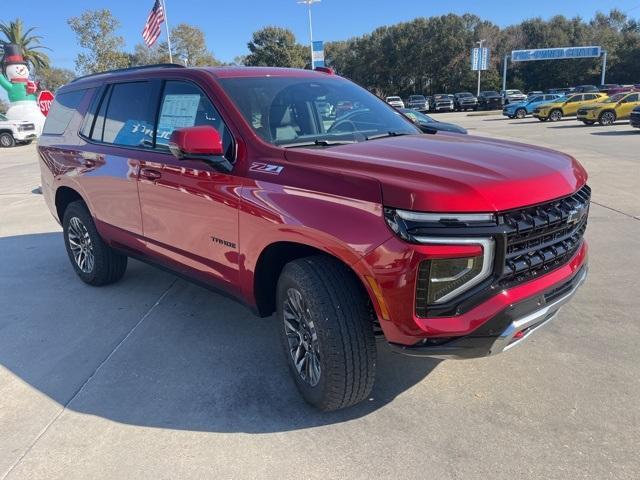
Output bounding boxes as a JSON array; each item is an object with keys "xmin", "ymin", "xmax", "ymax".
[{"xmin": 168, "ymin": 125, "xmax": 232, "ymax": 173}]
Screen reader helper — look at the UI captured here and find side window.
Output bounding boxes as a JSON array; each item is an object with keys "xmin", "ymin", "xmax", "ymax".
[
  {"xmin": 80, "ymin": 87, "xmax": 104, "ymax": 138},
  {"xmin": 155, "ymin": 81, "xmax": 234, "ymax": 160},
  {"xmin": 568, "ymin": 95, "xmax": 583, "ymax": 103},
  {"xmin": 90, "ymin": 86, "xmax": 111, "ymax": 142},
  {"xmin": 622, "ymin": 94, "xmax": 639, "ymax": 103},
  {"xmin": 42, "ymin": 89, "xmax": 86, "ymax": 135},
  {"xmin": 102, "ymin": 82, "xmax": 157, "ymax": 148}
]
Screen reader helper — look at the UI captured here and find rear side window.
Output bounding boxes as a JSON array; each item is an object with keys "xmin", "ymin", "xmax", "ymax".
[
  {"xmin": 101, "ymin": 82, "xmax": 157, "ymax": 148},
  {"xmin": 42, "ymin": 90, "xmax": 86, "ymax": 135}
]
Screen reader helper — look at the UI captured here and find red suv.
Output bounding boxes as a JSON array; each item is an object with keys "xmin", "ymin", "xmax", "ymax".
[{"xmin": 38, "ymin": 65, "xmax": 589, "ymax": 411}]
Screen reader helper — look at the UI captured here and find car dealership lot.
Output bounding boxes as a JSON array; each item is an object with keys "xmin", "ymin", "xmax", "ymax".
[{"xmin": 1, "ymin": 115, "xmax": 638, "ymax": 479}]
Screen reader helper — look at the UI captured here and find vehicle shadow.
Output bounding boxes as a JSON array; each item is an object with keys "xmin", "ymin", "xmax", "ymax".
[
  {"xmin": 0, "ymin": 232, "xmax": 440, "ymax": 434},
  {"xmin": 590, "ymin": 130, "xmax": 639, "ymax": 136},
  {"xmin": 548, "ymin": 124, "xmax": 593, "ymax": 129}
]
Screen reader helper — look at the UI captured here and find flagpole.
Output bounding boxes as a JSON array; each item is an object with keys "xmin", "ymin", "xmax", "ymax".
[{"xmin": 160, "ymin": 0, "xmax": 173, "ymax": 63}]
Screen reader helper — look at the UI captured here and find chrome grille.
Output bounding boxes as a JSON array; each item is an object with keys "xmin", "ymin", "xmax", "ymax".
[{"xmin": 499, "ymin": 185, "xmax": 590, "ymax": 286}]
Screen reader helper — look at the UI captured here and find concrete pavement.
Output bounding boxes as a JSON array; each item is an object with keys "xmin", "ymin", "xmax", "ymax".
[{"xmin": 1, "ymin": 115, "xmax": 638, "ymax": 479}]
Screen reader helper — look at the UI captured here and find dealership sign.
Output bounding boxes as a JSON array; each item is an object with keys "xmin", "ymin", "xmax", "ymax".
[
  {"xmin": 471, "ymin": 47, "xmax": 489, "ymax": 71},
  {"xmin": 511, "ymin": 46, "xmax": 601, "ymax": 62},
  {"xmin": 312, "ymin": 41, "xmax": 325, "ymax": 68}
]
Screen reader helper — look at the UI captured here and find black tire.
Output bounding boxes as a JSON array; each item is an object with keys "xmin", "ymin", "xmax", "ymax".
[
  {"xmin": 473, "ymin": 106, "xmax": 478, "ymax": 111},
  {"xmin": 62, "ymin": 200, "xmax": 127, "ymax": 286},
  {"xmin": 0, "ymin": 132, "xmax": 15, "ymax": 148},
  {"xmin": 599, "ymin": 111, "xmax": 616, "ymax": 126},
  {"xmin": 549, "ymin": 109, "xmax": 563, "ymax": 122},
  {"xmin": 277, "ymin": 255, "xmax": 376, "ymax": 411},
  {"xmin": 515, "ymin": 108, "xmax": 527, "ymax": 119},
  {"xmin": 582, "ymin": 120, "xmax": 595, "ymax": 126},
  {"xmin": 537, "ymin": 117, "xmax": 548, "ymax": 122}
]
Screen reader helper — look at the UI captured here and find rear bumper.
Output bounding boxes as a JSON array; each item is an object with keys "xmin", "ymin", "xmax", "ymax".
[{"xmin": 389, "ymin": 264, "xmax": 587, "ymax": 358}]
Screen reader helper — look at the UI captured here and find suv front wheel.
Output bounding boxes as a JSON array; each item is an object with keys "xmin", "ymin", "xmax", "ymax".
[
  {"xmin": 277, "ymin": 256, "xmax": 376, "ymax": 411},
  {"xmin": 62, "ymin": 200, "xmax": 128, "ymax": 286}
]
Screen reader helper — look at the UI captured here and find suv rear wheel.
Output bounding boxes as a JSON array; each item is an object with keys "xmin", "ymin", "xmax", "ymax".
[
  {"xmin": 277, "ymin": 255, "xmax": 376, "ymax": 411},
  {"xmin": 62, "ymin": 201, "xmax": 128, "ymax": 286},
  {"xmin": 0, "ymin": 132, "xmax": 15, "ymax": 148}
]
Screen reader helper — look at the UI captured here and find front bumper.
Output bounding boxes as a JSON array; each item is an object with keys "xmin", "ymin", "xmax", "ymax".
[
  {"xmin": 13, "ymin": 131, "xmax": 38, "ymax": 142},
  {"xmin": 389, "ymin": 264, "xmax": 587, "ymax": 358},
  {"xmin": 577, "ymin": 110, "xmax": 598, "ymax": 121}
]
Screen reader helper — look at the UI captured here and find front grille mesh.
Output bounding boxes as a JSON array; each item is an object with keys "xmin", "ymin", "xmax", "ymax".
[{"xmin": 499, "ymin": 185, "xmax": 590, "ymax": 286}]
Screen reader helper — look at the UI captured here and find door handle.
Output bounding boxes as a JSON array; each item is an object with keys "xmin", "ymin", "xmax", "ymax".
[{"xmin": 140, "ymin": 167, "xmax": 162, "ymax": 181}]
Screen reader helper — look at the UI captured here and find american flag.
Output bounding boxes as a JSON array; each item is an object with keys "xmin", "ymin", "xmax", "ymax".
[{"xmin": 142, "ymin": 0, "xmax": 165, "ymax": 47}]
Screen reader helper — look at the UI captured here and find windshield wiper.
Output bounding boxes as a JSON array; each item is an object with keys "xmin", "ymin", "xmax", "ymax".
[
  {"xmin": 283, "ymin": 139, "xmax": 357, "ymax": 148},
  {"xmin": 365, "ymin": 131, "xmax": 411, "ymax": 141}
]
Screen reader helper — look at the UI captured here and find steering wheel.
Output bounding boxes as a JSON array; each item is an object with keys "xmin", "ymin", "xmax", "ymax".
[{"xmin": 327, "ymin": 117, "xmax": 358, "ymax": 134}]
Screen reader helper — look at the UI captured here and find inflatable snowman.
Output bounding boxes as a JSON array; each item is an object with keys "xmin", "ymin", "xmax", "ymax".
[{"xmin": 0, "ymin": 44, "xmax": 46, "ymax": 134}]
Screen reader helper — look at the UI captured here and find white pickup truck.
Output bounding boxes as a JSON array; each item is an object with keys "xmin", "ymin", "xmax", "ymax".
[{"xmin": 0, "ymin": 113, "xmax": 38, "ymax": 147}]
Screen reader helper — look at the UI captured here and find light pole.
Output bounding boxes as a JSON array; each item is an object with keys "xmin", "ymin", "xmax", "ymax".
[
  {"xmin": 476, "ymin": 39, "xmax": 485, "ymax": 97},
  {"xmin": 298, "ymin": 0, "xmax": 321, "ymax": 68}
]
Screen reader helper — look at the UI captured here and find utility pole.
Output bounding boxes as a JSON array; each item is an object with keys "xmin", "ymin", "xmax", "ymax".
[
  {"xmin": 476, "ymin": 39, "xmax": 485, "ymax": 97},
  {"xmin": 298, "ymin": 0, "xmax": 321, "ymax": 68}
]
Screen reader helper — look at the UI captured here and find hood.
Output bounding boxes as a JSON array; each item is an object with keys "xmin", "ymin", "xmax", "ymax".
[
  {"xmin": 506, "ymin": 101, "xmax": 527, "ymax": 109},
  {"xmin": 284, "ymin": 134, "xmax": 586, "ymax": 213}
]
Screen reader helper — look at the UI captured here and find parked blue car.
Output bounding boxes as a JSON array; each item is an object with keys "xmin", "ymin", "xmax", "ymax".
[{"xmin": 502, "ymin": 94, "xmax": 565, "ymax": 119}]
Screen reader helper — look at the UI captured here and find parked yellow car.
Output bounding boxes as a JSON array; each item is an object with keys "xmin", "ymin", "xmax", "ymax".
[
  {"xmin": 533, "ymin": 93, "xmax": 608, "ymax": 122},
  {"xmin": 577, "ymin": 92, "xmax": 640, "ymax": 125}
]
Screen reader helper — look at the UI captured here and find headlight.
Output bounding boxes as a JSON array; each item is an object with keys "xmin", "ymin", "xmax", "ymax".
[
  {"xmin": 384, "ymin": 208, "xmax": 496, "ymax": 306},
  {"xmin": 384, "ymin": 207, "xmax": 495, "ymax": 241},
  {"xmin": 420, "ymin": 255, "xmax": 484, "ymax": 304},
  {"xmin": 414, "ymin": 237, "xmax": 495, "ymax": 304}
]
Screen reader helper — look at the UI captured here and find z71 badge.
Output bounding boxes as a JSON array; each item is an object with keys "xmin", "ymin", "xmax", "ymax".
[{"xmin": 249, "ymin": 162, "xmax": 284, "ymax": 175}]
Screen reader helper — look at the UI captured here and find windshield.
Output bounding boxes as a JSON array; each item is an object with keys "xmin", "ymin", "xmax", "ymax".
[
  {"xmin": 481, "ymin": 91, "xmax": 500, "ymax": 97},
  {"xmin": 604, "ymin": 93, "xmax": 626, "ymax": 103},
  {"xmin": 219, "ymin": 76, "xmax": 418, "ymax": 146},
  {"xmin": 506, "ymin": 90, "xmax": 523, "ymax": 95},
  {"xmin": 386, "ymin": 96, "xmax": 401, "ymax": 101},
  {"xmin": 457, "ymin": 92, "xmax": 473, "ymax": 97},
  {"xmin": 409, "ymin": 95, "xmax": 425, "ymax": 101}
]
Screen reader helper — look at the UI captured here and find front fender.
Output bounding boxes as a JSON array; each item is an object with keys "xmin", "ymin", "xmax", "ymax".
[{"xmin": 238, "ymin": 180, "xmax": 392, "ymax": 306}]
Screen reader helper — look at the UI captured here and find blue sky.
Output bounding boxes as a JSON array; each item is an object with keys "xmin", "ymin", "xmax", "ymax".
[{"xmin": 1, "ymin": 0, "xmax": 639, "ymax": 81}]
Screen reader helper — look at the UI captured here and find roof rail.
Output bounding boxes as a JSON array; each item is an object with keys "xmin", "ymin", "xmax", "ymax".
[{"xmin": 71, "ymin": 63, "xmax": 186, "ymax": 83}]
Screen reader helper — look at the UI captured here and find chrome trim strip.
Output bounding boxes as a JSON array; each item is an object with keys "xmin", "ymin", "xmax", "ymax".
[
  {"xmin": 489, "ymin": 265, "xmax": 588, "ymax": 355},
  {"xmin": 395, "ymin": 210, "xmax": 495, "ymax": 223},
  {"xmin": 411, "ymin": 236, "xmax": 495, "ymax": 304}
]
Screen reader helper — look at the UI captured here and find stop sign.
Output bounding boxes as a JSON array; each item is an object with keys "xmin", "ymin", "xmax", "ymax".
[{"xmin": 37, "ymin": 90, "xmax": 54, "ymax": 116}]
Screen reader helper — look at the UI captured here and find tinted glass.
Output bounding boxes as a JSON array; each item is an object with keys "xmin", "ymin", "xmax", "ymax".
[
  {"xmin": 42, "ymin": 89, "xmax": 86, "ymax": 135},
  {"xmin": 219, "ymin": 76, "xmax": 418, "ymax": 146},
  {"xmin": 622, "ymin": 94, "xmax": 639, "ymax": 103},
  {"xmin": 567, "ymin": 95, "xmax": 583, "ymax": 103},
  {"xmin": 90, "ymin": 86, "xmax": 110, "ymax": 142},
  {"xmin": 102, "ymin": 82, "xmax": 157, "ymax": 147},
  {"xmin": 155, "ymin": 81, "xmax": 234, "ymax": 160}
]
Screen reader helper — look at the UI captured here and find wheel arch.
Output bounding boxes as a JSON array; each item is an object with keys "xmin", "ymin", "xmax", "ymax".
[
  {"xmin": 55, "ymin": 186, "xmax": 88, "ymax": 223},
  {"xmin": 252, "ymin": 240, "xmax": 378, "ymax": 324}
]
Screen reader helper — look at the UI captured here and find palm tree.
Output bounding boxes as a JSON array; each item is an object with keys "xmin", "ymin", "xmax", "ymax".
[{"xmin": 0, "ymin": 18, "xmax": 50, "ymax": 72}]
